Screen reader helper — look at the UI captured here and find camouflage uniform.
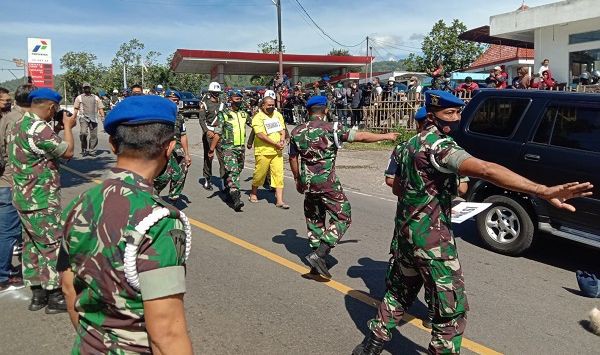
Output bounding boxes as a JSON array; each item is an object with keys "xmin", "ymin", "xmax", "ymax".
[
  {"xmin": 154, "ymin": 113, "xmax": 188, "ymax": 199},
  {"xmin": 199, "ymin": 98, "xmax": 225, "ymax": 182},
  {"xmin": 214, "ymin": 107, "xmax": 248, "ymax": 194},
  {"xmin": 289, "ymin": 116, "xmax": 357, "ymax": 249},
  {"xmin": 8, "ymin": 111, "xmax": 68, "ymax": 290},
  {"xmin": 60, "ymin": 168, "xmax": 189, "ymax": 354},
  {"xmin": 368, "ymin": 123, "xmax": 472, "ymax": 354}
]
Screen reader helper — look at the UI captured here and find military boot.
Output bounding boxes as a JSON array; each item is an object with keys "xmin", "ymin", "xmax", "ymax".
[
  {"xmin": 231, "ymin": 190, "xmax": 244, "ymax": 212},
  {"xmin": 352, "ymin": 334, "xmax": 385, "ymax": 355},
  {"xmin": 305, "ymin": 243, "xmax": 331, "ymax": 278},
  {"xmin": 28, "ymin": 286, "xmax": 48, "ymax": 311},
  {"xmin": 46, "ymin": 288, "xmax": 67, "ymax": 314}
]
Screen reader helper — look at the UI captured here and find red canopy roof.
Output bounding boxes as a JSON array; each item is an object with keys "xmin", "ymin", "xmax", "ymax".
[
  {"xmin": 171, "ymin": 49, "xmax": 373, "ymax": 77},
  {"xmin": 469, "ymin": 44, "xmax": 535, "ymax": 70}
]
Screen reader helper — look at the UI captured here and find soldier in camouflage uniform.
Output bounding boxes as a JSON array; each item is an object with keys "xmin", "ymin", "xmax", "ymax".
[
  {"xmin": 354, "ymin": 90, "xmax": 593, "ymax": 355},
  {"xmin": 154, "ymin": 90, "xmax": 191, "ymax": 201},
  {"xmin": 59, "ymin": 95, "xmax": 193, "ymax": 354},
  {"xmin": 289, "ymin": 96, "xmax": 398, "ymax": 278},
  {"xmin": 209, "ymin": 90, "xmax": 249, "ymax": 211},
  {"xmin": 199, "ymin": 82, "xmax": 225, "ymax": 190},
  {"xmin": 8, "ymin": 88, "xmax": 76, "ymax": 312}
]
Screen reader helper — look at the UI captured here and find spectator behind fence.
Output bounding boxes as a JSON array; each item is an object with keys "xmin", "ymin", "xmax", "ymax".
[
  {"xmin": 455, "ymin": 76, "xmax": 479, "ymax": 94},
  {"xmin": 539, "ymin": 70, "xmax": 557, "ymax": 90},
  {"xmin": 349, "ymin": 82, "xmax": 363, "ymax": 128},
  {"xmin": 514, "ymin": 67, "xmax": 531, "ymax": 89},
  {"xmin": 407, "ymin": 76, "xmax": 422, "ymax": 99},
  {"xmin": 538, "ymin": 58, "xmax": 553, "ymax": 78}
]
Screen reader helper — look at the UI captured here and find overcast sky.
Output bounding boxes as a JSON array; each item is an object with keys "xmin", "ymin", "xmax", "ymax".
[{"xmin": 0, "ymin": 0, "xmax": 560, "ymax": 82}]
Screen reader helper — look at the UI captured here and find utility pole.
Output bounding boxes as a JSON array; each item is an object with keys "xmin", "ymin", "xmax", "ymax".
[
  {"xmin": 365, "ymin": 36, "xmax": 369, "ymax": 83},
  {"xmin": 369, "ymin": 46, "xmax": 373, "ymax": 82},
  {"xmin": 276, "ymin": 0, "xmax": 283, "ymax": 79}
]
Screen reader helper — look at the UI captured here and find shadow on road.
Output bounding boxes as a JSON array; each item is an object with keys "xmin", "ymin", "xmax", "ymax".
[
  {"xmin": 271, "ymin": 229, "xmax": 339, "ymax": 270},
  {"xmin": 454, "ymin": 220, "xmax": 600, "ymax": 273},
  {"xmin": 345, "ymin": 257, "xmax": 430, "ymax": 354},
  {"xmin": 61, "ymin": 154, "xmax": 114, "ymax": 188}
]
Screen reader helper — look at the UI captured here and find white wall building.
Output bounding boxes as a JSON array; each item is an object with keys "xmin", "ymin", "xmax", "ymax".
[{"xmin": 489, "ymin": 0, "xmax": 600, "ymax": 84}]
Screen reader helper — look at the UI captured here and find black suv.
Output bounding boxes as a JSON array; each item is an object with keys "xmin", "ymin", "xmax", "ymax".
[
  {"xmin": 454, "ymin": 89, "xmax": 600, "ymax": 255},
  {"xmin": 177, "ymin": 91, "xmax": 200, "ymax": 119}
]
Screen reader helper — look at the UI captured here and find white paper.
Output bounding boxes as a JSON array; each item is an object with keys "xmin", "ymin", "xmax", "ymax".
[
  {"xmin": 264, "ymin": 117, "xmax": 283, "ymax": 135},
  {"xmin": 451, "ymin": 202, "xmax": 492, "ymax": 224}
]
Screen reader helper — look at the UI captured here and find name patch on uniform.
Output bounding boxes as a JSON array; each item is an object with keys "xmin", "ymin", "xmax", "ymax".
[
  {"xmin": 169, "ymin": 229, "xmax": 187, "ymax": 262},
  {"xmin": 264, "ymin": 118, "xmax": 283, "ymax": 135}
]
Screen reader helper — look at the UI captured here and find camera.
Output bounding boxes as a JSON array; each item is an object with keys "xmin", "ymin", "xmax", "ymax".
[{"xmin": 53, "ymin": 109, "xmax": 72, "ymax": 130}]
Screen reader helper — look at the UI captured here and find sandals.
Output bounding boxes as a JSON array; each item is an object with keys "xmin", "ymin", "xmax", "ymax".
[
  {"xmin": 248, "ymin": 196, "xmax": 259, "ymax": 203},
  {"xmin": 276, "ymin": 203, "xmax": 290, "ymax": 210}
]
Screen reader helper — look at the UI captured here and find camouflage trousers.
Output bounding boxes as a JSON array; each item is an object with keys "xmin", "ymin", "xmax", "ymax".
[
  {"xmin": 368, "ymin": 239, "xmax": 468, "ymax": 354},
  {"xmin": 304, "ymin": 190, "xmax": 352, "ymax": 249},
  {"xmin": 222, "ymin": 146, "xmax": 245, "ymax": 192},
  {"xmin": 18, "ymin": 207, "xmax": 63, "ymax": 290},
  {"xmin": 154, "ymin": 144, "xmax": 188, "ymax": 199}
]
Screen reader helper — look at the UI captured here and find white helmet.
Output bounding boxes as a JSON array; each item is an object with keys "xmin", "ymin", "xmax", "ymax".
[
  {"xmin": 112, "ymin": 89, "xmax": 118, "ymax": 94},
  {"xmin": 156, "ymin": 84, "xmax": 163, "ymax": 90},
  {"xmin": 209, "ymin": 82, "xmax": 222, "ymax": 92},
  {"xmin": 264, "ymin": 89, "xmax": 276, "ymax": 100},
  {"xmin": 388, "ymin": 76, "xmax": 395, "ymax": 82}
]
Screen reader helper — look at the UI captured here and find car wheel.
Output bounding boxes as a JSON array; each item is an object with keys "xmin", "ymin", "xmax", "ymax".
[{"xmin": 476, "ymin": 195, "xmax": 535, "ymax": 256}]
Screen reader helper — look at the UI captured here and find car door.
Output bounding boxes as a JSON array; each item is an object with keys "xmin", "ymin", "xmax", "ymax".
[{"xmin": 521, "ymin": 100, "xmax": 600, "ymax": 234}]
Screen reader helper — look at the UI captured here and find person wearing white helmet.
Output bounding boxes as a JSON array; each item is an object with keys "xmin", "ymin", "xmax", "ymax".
[
  {"xmin": 199, "ymin": 82, "xmax": 225, "ymax": 190},
  {"xmin": 155, "ymin": 84, "xmax": 164, "ymax": 97}
]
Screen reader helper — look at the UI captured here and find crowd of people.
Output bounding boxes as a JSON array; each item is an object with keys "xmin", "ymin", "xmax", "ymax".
[{"xmin": 0, "ymin": 71, "xmax": 594, "ymax": 354}]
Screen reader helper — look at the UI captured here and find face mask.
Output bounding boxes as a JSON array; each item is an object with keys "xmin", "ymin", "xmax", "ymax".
[
  {"xmin": 231, "ymin": 101, "xmax": 241, "ymax": 108},
  {"xmin": 210, "ymin": 92, "xmax": 219, "ymax": 98},
  {"xmin": 433, "ymin": 115, "xmax": 460, "ymax": 136},
  {"xmin": 84, "ymin": 89, "xmax": 91, "ymax": 94},
  {"xmin": 265, "ymin": 107, "xmax": 275, "ymax": 115}
]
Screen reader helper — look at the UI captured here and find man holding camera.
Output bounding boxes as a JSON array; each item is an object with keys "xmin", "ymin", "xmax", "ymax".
[
  {"xmin": 73, "ymin": 82, "xmax": 104, "ymax": 156},
  {"xmin": 8, "ymin": 88, "xmax": 76, "ymax": 313}
]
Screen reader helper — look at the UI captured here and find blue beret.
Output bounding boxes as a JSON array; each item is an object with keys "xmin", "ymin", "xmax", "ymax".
[
  {"xmin": 165, "ymin": 90, "xmax": 180, "ymax": 99},
  {"xmin": 104, "ymin": 95, "xmax": 177, "ymax": 135},
  {"xmin": 306, "ymin": 95, "xmax": 328, "ymax": 109},
  {"xmin": 414, "ymin": 107, "xmax": 427, "ymax": 122},
  {"xmin": 228, "ymin": 89, "xmax": 243, "ymax": 97},
  {"xmin": 28, "ymin": 88, "xmax": 62, "ymax": 104},
  {"xmin": 425, "ymin": 90, "xmax": 465, "ymax": 108}
]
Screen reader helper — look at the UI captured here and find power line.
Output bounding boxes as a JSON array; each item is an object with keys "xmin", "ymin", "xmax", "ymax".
[
  {"xmin": 290, "ymin": 1, "xmax": 336, "ymax": 46},
  {"xmin": 371, "ymin": 38, "xmax": 421, "ymax": 51},
  {"xmin": 292, "ymin": 0, "xmax": 366, "ymax": 48}
]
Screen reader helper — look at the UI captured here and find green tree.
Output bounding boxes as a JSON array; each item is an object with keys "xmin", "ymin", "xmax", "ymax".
[
  {"xmin": 59, "ymin": 51, "xmax": 104, "ymax": 100},
  {"xmin": 403, "ymin": 19, "xmax": 486, "ymax": 72},
  {"xmin": 257, "ymin": 39, "xmax": 286, "ymax": 54},
  {"xmin": 328, "ymin": 48, "xmax": 350, "ymax": 56}
]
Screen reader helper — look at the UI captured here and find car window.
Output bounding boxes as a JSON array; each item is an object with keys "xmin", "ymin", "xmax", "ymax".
[
  {"xmin": 536, "ymin": 105, "xmax": 600, "ymax": 153},
  {"xmin": 468, "ymin": 98, "xmax": 530, "ymax": 137}
]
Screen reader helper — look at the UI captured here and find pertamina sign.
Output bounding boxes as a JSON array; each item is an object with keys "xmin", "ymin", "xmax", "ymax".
[{"xmin": 27, "ymin": 38, "xmax": 54, "ymax": 88}]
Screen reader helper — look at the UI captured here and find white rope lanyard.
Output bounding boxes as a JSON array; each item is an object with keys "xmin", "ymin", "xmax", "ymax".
[{"xmin": 123, "ymin": 208, "xmax": 192, "ymax": 291}]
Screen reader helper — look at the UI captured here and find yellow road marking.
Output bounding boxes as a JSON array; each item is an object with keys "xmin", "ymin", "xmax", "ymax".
[{"xmin": 60, "ymin": 165, "xmax": 502, "ymax": 355}]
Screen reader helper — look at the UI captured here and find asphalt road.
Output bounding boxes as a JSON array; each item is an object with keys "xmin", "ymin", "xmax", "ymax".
[{"xmin": 1, "ymin": 121, "xmax": 599, "ymax": 355}]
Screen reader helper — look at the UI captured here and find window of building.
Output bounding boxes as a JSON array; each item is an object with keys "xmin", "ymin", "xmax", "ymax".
[
  {"xmin": 569, "ymin": 30, "xmax": 600, "ymax": 45},
  {"xmin": 468, "ymin": 98, "xmax": 530, "ymax": 137},
  {"xmin": 533, "ymin": 105, "xmax": 600, "ymax": 153},
  {"xmin": 570, "ymin": 48, "xmax": 600, "ymax": 84}
]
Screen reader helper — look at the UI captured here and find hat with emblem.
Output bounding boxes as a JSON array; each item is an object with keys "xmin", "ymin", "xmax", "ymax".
[
  {"xmin": 228, "ymin": 89, "xmax": 243, "ymax": 97},
  {"xmin": 425, "ymin": 90, "xmax": 465, "ymax": 109},
  {"xmin": 414, "ymin": 106, "xmax": 427, "ymax": 122},
  {"xmin": 28, "ymin": 88, "xmax": 62, "ymax": 104},
  {"xmin": 306, "ymin": 95, "xmax": 328, "ymax": 109},
  {"xmin": 165, "ymin": 89, "xmax": 180, "ymax": 99},
  {"xmin": 104, "ymin": 95, "xmax": 177, "ymax": 135}
]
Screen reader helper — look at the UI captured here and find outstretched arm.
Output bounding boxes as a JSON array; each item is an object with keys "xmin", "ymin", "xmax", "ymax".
[{"xmin": 459, "ymin": 157, "xmax": 593, "ymax": 212}]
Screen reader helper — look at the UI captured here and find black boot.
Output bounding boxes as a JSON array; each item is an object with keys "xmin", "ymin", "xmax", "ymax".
[
  {"xmin": 305, "ymin": 243, "xmax": 331, "ymax": 278},
  {"xmin": 231, "ymin": 190, "xmax": 244, "ymax": 212},
  {"xmin": 29, "ymin": 286, "xmax": 48, "ymax": 311},
  {"xmin": 352, "ymin": 334, "xmax": 385, "ymax": 355},
  {"xmin": 45, "ymin": 288, "xmax": 67, "ymax": 314}
]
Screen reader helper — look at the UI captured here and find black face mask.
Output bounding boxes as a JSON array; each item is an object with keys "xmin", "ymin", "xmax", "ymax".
[
  {"xmin": 231, "ymin": 101, "xmax": 241, "ymax": 109},
  {"xmin": 433, "ymin": 115, "xmax": 460, "ymax": 136},
  {"xmin": 210, "ymin": 92, "xmax": 219, "ymax": 99},
  {"xmin": 84, "ymin": 89, "xmax": 91, "ymax": 95},
  {"xmin": 265, "ymin": 107, "xmax": 275, "ymax": 115}
]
